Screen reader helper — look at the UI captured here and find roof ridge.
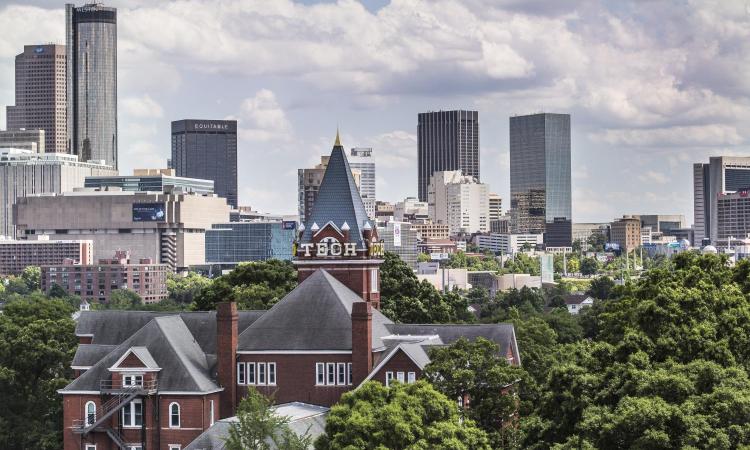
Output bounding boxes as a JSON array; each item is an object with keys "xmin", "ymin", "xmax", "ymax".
[{"xmin": 153, "ymin": 316, "xmax": 211, "ymax": 390}]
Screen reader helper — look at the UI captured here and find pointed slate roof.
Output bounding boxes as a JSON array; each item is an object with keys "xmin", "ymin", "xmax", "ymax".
[
  {"xmin": 237, "ymin": 270, "xmax": 393, "ymax": 351},
  {"xmin": 301, "ymin": 136, "xmax": 373, "ymax": 249},
  {"xmin": 62, "ymin": 315, "xmax": 220, "ymax": 393}
]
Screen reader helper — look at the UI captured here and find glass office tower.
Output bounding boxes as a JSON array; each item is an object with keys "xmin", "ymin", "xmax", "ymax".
[
  {"xmin": 509, "ymin": 113, "xmax": 572, "ymax": 246},
  {"xmin": 66, "ymin": 3, "xmax": 118, "ymax": 168}
]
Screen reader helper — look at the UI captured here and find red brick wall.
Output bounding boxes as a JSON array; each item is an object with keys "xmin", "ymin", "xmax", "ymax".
[
  {"xmin": 117, "ymin": 352, "xmax": 146, "ymax": 368},
  {"xmin": 370, "ymin": 350, "xmax": 422, "ymax": 385},
  {"xmin": 217, "ymin": 302, "xmax": 238, "ymax": 418}
]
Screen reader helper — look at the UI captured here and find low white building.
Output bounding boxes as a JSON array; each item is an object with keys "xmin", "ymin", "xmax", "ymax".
[
  {"xmin": 475, "ymin": 233, "xmax": 543, "ymax": 254},
  {"xmin": 564, "ymin": 293, "xmax": 594, "ymax": 314}
]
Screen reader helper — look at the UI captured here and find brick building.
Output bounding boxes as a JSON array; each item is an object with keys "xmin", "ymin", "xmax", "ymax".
[
  {"xmin": 42, "ymin": 250, "xmax": 169, "ymax": 304},
  {"xmin": 59, "ymin": 135, "xmax": 520, "ymax": 450},
  {"xmin": 0, "ymin": 237, "xmax": 92, "ymax": 275}
]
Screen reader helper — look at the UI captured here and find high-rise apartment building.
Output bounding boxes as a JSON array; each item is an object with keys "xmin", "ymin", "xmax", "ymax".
[
  {"xmin": 417, "ymin": 110, "xmax": 479, "ymax": 202},
  {"xmin": 66, "ymin": 3, "xmax": 118, "ymax": 168},
  {"xmin": 0, "ymin": 149, "xmax": 115, "ymax": 238},
  {"xmin": 0, "ymin": 129, "xmax": 45, "ymax": 153},
  {"xmin": 509, "ymin": 113, "xmax": 572, "ymax": 246},
  {"xmin": 298, "ymin": 154, "xmax": 360, "ymax": 224},
  {"xmin": 0, "ymin": 237, "xmax": 92, "ymax": 275},
  {"xmin": 489, "ymin": 193, "xmax": 503, "ymax": 221},
  {"xmin": 6, "ymin": 44, "xmax": 66, "ymax": 153},
  {"xmin": 693, "ymin": 157, "xmax": 750, "ymax": 244},
  {"xmin": 171, "ymin": 120, "xmax": 238, "ymax": 208},
  {"xmin": 348, "ymin": 147, "xmax": 376, "ymax": 219},
  {"xmin": 428, "ymin": 170, "xmax": 489, "ymax": 235}
]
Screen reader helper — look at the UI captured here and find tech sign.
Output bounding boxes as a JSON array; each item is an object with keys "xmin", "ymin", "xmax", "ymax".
[{"xmin": 299, "ymin": 241, "xmax": 358, "ymax": 257}]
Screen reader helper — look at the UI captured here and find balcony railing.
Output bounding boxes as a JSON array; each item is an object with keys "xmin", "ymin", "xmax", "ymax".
[{"xmin": 100, "ymin": 378, "xmax": 158, "ymax": 394}]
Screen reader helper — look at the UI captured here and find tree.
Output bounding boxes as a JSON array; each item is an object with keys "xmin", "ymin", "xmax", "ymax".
[
  {"xmin": 314, "ymin": 381, "xmax": 490, "ymax": 450},
  {"xmin": 20, "ymin": 266, "xmax": 41, "ymax": 292},
  {"xmin": 0, "ymin": 295, "xmax": 77, "ymax": 450},
  {"xmin": 504, "ymin": 253, "xmax": 540, "ymax": 275},
  {"xmin": 107, "ymin": 289, "xmax": 143, "ymax": 309},
  {"xmin": 580, "ymin": 257, "xmax": 600, "ymax": 276},
  {"xmin": 424, "ymin": 337, "xmax": 525, "ymax": 448},
  {"xmin": 226, "ymin": 387, "xmax": 311, "ymax": 450},
  {"xmin": 586, "ymin": 276, "xmax": 615, "ymax": 300},
  {"xmin": 193, "ymin": 259, "xmax": 297, "ymax": 310},
  {"xmin": 167, "ymin": 271, "xmax": 211, "ymax": 304},
  {"xmin": 587, "ymin": 232, "xmax": 607, "ymax": 252},
  {"xmin": 46, "ymin": 283, "xmax": 68, "ymax": 298}
]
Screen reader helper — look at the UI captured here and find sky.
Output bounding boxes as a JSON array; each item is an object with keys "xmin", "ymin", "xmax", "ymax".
[{"xmin": 0, "ymin": 0, "xmax": 749, "ymax": 223}]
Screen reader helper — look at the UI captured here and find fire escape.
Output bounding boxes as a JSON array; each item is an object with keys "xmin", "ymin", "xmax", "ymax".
[{"xmin": 72, "ymin": 379, "xmax": 158, "ymax": 450}]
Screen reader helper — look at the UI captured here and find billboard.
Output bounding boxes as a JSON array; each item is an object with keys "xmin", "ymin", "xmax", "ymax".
[
  {"xmin": 282, "ymin": 221, "xmax": 297, "ymax": 230},
  {"xmin": 132, "ymin": 203, "xmax": 166, "ymax": 222},
  {"xmin": 393, "ymin": 222, "xmax": 402, "ymax": 247}
]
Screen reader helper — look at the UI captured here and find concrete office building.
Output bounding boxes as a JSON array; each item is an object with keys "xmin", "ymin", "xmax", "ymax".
[
  {"xmin": 205, "ymin": 221, "xmax": 297, "ymax": 264},
  {"xmin": 0, "ymin": 129, "xmax": 45, "ymax": 153},
  {"xmin": 66, "ymin": 3, "xmax": 118, "ymax": 168},
  {"xmin": 0, "ymin": 236, "xmax": 92, "ymax": 275},
  {"xmin": 348, "ymin": 147, "xmax": 376, "ymax": 219},
  {"xmin": 490, "ymin": 215, "xmax": 511, "ymax": 234},
  {"xmin": 716, "ymin": 191, "xmax": 750, "ymax": 244},
  {"xmin": 489, "ymin": 193, "xmax": 503, "ymax": 221},
  {"xmin": 694, "ymin": 157, "xmax": 750, "ymax": 244},
  {"xmin": 509, "ymin": 113, "xmax": 572, "ymax": 246},
  {"xmin": 572, "ymin": 222, "xmax": 610, "ymax": 245},
  {"xmin": 417, "ymin": 110, "xmax": 479, "ymax": 202},
  {"xmin": 378, "ymin": 221, "xmax": 419, "ymax": 269},
  {"xmin": 636, "ymin": 214, "xmax": 687, "ymax": 234},
  {"xmin": 298, "ymin": 153, "xmax": 360, "ymax": 224},
  {"xmin": 6, "ymin": 44, "xmax": 66, "ymax": 153},
  {"xmin": 85, "ymin": 168, "xmax": 214, "ymax": 195},
  {"xmin": 171, "ymin": 120, "xmax": 238, "ymax": 208},
  {"xmin": 610, "ymin": 216, "xmax": 641, "ymax": 252},
  {"xmin": 475, "ymin": 233, "xmax": 543, "ymax": 254},
  {"xmin": 411, "ymin": 222, "xmax": 450, "ymax": 240},
  {"xmin": 15, "ymin": 189, "xmax": 230, "ymax": 270},
  {"xmin": 0, "ymin": 149, "xmax": 116, "ymax": 238},
  {"xmin": 428, "ymin": 170, "xmax": 489, "ymax": 235},
  {"xmin": 394, "ymin": 197, "xmax": 428, "ymax": 222},
  {"xmin": 41, "ymin": 250, "xmax": 169, "ymax": 303}
]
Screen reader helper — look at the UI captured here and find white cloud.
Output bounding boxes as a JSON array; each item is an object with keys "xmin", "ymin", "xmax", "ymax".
[
  {"xmin": 638, "ymin": 170, "xmax": 669, "ymax": 185},
  {"xmin": 237, "ymin": 89, "xmax": 292, "ymax": 142},
  {"xmin": 122, "ymin": 95, "xmax": 164, "ymax": 119}
]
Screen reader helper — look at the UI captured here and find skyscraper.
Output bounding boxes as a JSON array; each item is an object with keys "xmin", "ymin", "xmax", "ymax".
[
  {"xmin": 509, "ymin": 113, "xmax": 572, "ymax": 246},
  {"xmin": 6, "ymin": 44, "xmax": 67, "ymax": 153},
  {"xmin": 348, "ymin": 147, "xmax": 376, "ymax": 219},
  {"xmin": 171, "ymin": 120, "xmax": 238, "ymax": 208},
  {"xmin": 66, "ymin": 3, "xmax": 118, "ymax": 168},
  {"xmin": 693, "ymin": 156, "xmax": 750, "ymax": 244},
  {"xmin": 417, "ymin": 110, "xmax": 479, "ymax": 202}
]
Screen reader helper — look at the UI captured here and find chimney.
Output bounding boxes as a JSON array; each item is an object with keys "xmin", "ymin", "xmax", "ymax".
[
  {"xmin": 351, "ymin": 301, "xmax": 373, "ymax": 386},
  {"xmin": 217, "ymin": 302, "xmax": 238, "ymax": 418}
]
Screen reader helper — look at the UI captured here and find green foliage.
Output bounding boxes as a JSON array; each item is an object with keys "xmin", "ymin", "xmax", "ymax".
[
  {"xmin": 226, "ymin": 387, "xmax": 311, "ymax": 450},
  {"xmin": 587, "ymin": 232, "xmax": 607, "ymax": 252},
  {"xmin": 1, "ymin": 266, "xmax": 42, "ymax": 299},
  {"xmin": 586, "ymin": 276, "xmax": 615, "ymax": 300},
  {"xmin": 0, "ymin": 295, "xmax": 76, "ymax": 450},
  {"xmin": 20, "ymin": 266, "xmax": 41, "ymax": 292},
  {"xmin": 167, "ymin": 271, "xmax": 211, "ymax": 304},
  {"xmin": 380, "ymin": 252, "xmax": 474, "ymax": 324},
  {"xmin": 105, "ymin": 289, "xmax": 143, "ymax": 309},
  {"xmin": 444, "ymin": 251, "xmax": 503, "ymax": 272},
  {"xmin": 504, "ymin": 253, "xmax": 540, "ymax": 275},
  {"xmin": 192, "ymin": 259, "xmax": 297, "ymax": 310},
  {"xmin": 424, "ymin": 337, "xmax": 525, "ymax": 448},
  {"xmin": 580, "ymin": 257, "xmax": 600, "ymax": 276},
  {"xmin": 314, "ymin": 381, "xmax": 491, "ymax": 450}
]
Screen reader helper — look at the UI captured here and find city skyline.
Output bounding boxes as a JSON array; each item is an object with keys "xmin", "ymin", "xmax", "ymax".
[{"xmin": 0, "ymin": 0, "xmax": 748, "ymax": 223}]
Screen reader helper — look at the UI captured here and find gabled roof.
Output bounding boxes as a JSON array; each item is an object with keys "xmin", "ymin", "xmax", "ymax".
[
  {"xmin": 237, "ymin": 270, "xmax": 393, "ymax": 352},
  {"xmin": 71, "ymin": 344, "xmax": 116, "ymax": 368},
  {"xmin": 110, "ymin": 346, "xmax": 160, "ymax": 371},
  {"xmin": 565, "ymin": 293, "xmax": 594, "ymax": 305},
  {"xmin": 300, "ymin": 140, "xmax": 373, "ymax": 249},
  {"xmin": 62, "ymin": 315, "xmax": 220, "ymax": 393}
]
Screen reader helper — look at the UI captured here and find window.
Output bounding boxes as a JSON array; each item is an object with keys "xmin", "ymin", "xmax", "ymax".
[
  {"xmin": 371, "ymin": 269, "xmax": 378, "ymax": 293},
  {"xmin": 85, "ymin": 401, "xmax": 96, "ymax": 426},
  {"xmin": 127, "ymin": 446, "xmax": 142, "ymax": 450},
  {"xmin": 122, "ymin": 399, "xmax": 143, "ymax": 427},
  {"xmin": 407, "ymin": 372, "xmax": 416, "ymax": 384},
  {"xmin": 85, "ymin": 446, "xmax": 96, "ymax": 450},
  {"xmin": 258, "ymin": 363, "xmax": 266, "ymax": 385},
  {"xmin": 168, "ymin": 446, "xmax": 181, "ymax": 450},
  {"xmin": 169, "ymin": 402, "xmax": 180, "ymax": 428},
  {"xmin": 247, "ymin": 362, "xmax": 256, "ymax": 385},
  {"xmin": 347, "ymin": 363, "xmax": 352, "ymax": 385},
  {"xmin": 327, "ymin": 363, "xmax": 335, "ymax": 385},
  {"xmin": 210, "ymin": 400, "xmax": 215, "ymax": 426},
  {"xmin": 316, "ymin": 363, "xmax": 325, "ymax": 385},
  {"xmin": 123, "ymin": 375, "xmax": 143, "ymax": 387},
  {"xmin": 268, "ymin": 363, "xmax": 276, "ymax": 385},
  {"xmin": 336, "ymin": 363, "xmax": 346, "ymax": 385},
  {"xmin": 397, "ymin": 372, "xmax": 405, "ymax": 383},
  {"xmin": 385, "ymin": 372, "xmax": 394, "ymax": 387},
  {"xmin": 237, "ymin": 362, "xmax": 246, "ymax": 385}
]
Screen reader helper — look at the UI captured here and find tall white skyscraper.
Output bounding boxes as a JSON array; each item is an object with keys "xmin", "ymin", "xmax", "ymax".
[{"xmin": 349, "ymin": 147, "xmax": 376, "ymax": 219}]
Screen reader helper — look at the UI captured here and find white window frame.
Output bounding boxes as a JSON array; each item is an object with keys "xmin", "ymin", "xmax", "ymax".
[
  {"xmin": 327, "ymin": 363, "xmax": 336, "ymax": 385},
  {"xmin": 168, "ymin": 446, "xmax": 181, "ymax": 450},
  {"xmin": 385, "ymin": 371, "xmax": 394, "ymax": 387},
  {"xmin": 396, "ymin": 372, "xmax": 405, "ymax": 383},
  {"xmin": 371, "ymin": 269, "xmax": 378, "ymax": 293},
  {"xmin": 127, "ymin": 446, "xmax": 142, "ymax": 450},
  {"xmin": 85, "ymin": 401, "xmax": 96, "ymax": 426},
  {"xmin": 247, "ymin": 362, "xmax": 256, "ymax": 385},
  {"xmin": 347, "ymin": 363, "xmax": 352, "ymax": 385},
  {"xmin": 268, "ymin": 362, "xmax": 277, "ymax": 385},
  {"xmin": 169, "ymin": 402, "xmax": 180, "ymax": 428},
  {"xmin": 209, "ymin": 400, "xmax": 215, "ymax": 426},
  {"xmin": 258, "ymin": 362, "xmax": 266, "ymax": 385},
  {"xmin": 123, "ymin": 374, "xmax": 143, "ymax": 387},
  {"xmin": 316, "ymin": 363, "xmax": 325, "ymax": 386},
  {"xmin": 337, "ymin": 363, "xmax": 346, "ymax": 385},
  {"xmin": 121, "ymin": 399, "xmax": 143, "ymax": 428},
  {"xmin": 85, "ymin": 446, "xmax": 96, "ymax": 450},
  {"xmin": 237, "ymin": 362, "xmax": 246, "ymax": 385},
  {"xmin": 407, "ymin": 372, "xmax": 416, "ymax": 384}
]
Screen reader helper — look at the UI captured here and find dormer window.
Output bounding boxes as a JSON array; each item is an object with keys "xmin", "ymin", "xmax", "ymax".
[{"xmin": 123, "ymin": 375, "xmax": 143, "ymax": 387}]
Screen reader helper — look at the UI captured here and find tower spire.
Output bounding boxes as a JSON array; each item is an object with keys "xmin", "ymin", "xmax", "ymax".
[{"xmin": 334, "ymin": 127, "xmax": 341, "ymax": 147}]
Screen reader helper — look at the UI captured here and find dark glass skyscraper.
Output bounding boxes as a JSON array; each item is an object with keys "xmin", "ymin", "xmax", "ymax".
[
  {"xmin": 66, "ymin": 3, "xmax": 118, "ymax": 168},
  {"xmin": 509, "ymin": 113, "xmax": 572, "ymax": 246},
  {"xmin": 171, "ymin": 120, "xmax": 238, "ymax": 208},
  {"xmin": 417, "ymin": 110, "xmax": 479, "ymax": 202}
]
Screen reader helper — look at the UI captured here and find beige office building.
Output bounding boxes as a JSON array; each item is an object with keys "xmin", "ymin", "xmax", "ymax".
[
  {"xmin": 15, "ymin": 189, "xmax": 230, "ymax": 270},
  {"xmin": 610, "ymin": 216, "xmax": 642, "ymax": 252},
  {"xmin": 0, "ymin": 129, "xmax": 45, "ymax": 153},
  {"xmin": 428, "ymin": 170, "xmax": 489, "ymax": 235}
]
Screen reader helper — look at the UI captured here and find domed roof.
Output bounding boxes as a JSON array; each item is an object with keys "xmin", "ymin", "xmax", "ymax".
[
  {"xmin": 702, "ymin": 245, "xmax": 718, "ymax": 254},
  {"xmin": 678, "ymin": 239, "xmax": 691, "ymax": 249}
]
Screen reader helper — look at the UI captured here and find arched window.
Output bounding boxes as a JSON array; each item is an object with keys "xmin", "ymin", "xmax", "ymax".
[
  {"xmin": 85, "ymin": 401, "xmax": 96, "ymax": 426},
  {"xmin": 169, "ymin": 402, "xmax": 180, "ymax": 428}
]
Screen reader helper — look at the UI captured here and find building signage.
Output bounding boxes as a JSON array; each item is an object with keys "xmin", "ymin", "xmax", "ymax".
[
  {"xmin": 282, "ymin": 221, "xmax": 297, "ymax": 230},
  {"xmin": 393, "ymin": 222, "xmax": 402, "ymax": 247},
  {"xmin": 132, "ymin": 203, "xmax": 166, "ymax": 222},
  {"xmin": 430, "ymin": 252, "xmax": 449, "ymax": 261},
  {"xmin": 299, "ymin": 242, "xmax": 358, "ymax": 257},
  {"xmin": 193, "ymin": 123, "xmax": 230, "ymax": 131}
]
